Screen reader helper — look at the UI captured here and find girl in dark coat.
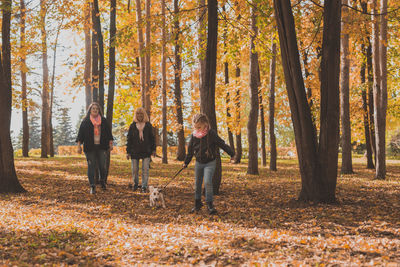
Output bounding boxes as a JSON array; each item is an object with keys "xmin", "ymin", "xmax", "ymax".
[
  {"xmin": 126, "ymin": 107, "xmax": 156, "ymax": 192},
  {"xmin": 183, "ymin": 113, "xmax": 235, "ymax": 214},
  {"xmin": 76, "ymin": 102, "xmax": 114, "ymax": 194}
]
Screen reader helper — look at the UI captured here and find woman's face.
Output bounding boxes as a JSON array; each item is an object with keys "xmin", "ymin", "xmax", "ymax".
[
  {"xmin": 136, "ymin": 112, "xmax": 144, "ymax": 122},
  {"xmin": 194, "ymin": 122, "xmax": 207, "ymax": 132},
  {"xmin": 90, "ymin": 105, "xmax": 100, "ymax": 116}
]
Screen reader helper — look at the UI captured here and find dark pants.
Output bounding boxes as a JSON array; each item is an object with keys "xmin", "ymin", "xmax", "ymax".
[{"xmin": 85, "ymin": 146, "xmax": 107, "ymax": 187}]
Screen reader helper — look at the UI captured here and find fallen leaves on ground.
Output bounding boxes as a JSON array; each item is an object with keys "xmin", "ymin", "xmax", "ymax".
[{"xmin": 0, "ymin": 155, "xmax": 399, "ymax": 266}]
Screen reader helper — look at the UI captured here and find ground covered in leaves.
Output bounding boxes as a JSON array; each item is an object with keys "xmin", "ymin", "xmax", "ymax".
[{"xmin": 1, "ymin": 155, "xmax": 400, "ymax": 266}]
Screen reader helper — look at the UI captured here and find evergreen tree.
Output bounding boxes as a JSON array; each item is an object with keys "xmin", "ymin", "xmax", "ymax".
[
  {"xmin": 54, "ymin": 106, "xmax": 75, "ymax": 147},
  {"xmin": 29, "ymin": 112, "xmax": 42, "ymax": 150}
]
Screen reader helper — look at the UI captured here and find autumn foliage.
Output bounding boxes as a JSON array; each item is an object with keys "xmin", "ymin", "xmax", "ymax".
[{"xmin": 1, "ymin": 155, "xmax": 399, "ymax": 265}]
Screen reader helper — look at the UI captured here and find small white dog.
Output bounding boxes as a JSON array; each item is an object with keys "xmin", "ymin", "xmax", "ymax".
[{"xmin": 149, "ymin": 186, "xmax": 166, "ymax": 208}]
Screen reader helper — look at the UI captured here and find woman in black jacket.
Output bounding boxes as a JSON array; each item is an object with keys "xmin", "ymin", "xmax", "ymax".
[
  {"xmin": 76, "ymin": 102, "xmax": 113, "ymax": 194},
  {"xmin": 126, "ymin": 107, "xmax": 156, "ymax": 193},
  {"xmin": 183, "ymin": 113, "xmax": 235, "ymax": 214}
]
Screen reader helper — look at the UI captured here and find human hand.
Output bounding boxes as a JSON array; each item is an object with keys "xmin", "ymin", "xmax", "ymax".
[
  {"xmin": 182, "ymin": 163, "xmax": 187, "ymax": 168},
  {"xmin": 230, "ymin": 154, "xmax": 236, "ymax": 163},
  {"xmin": 126, "ymin": 154, "xmax": 131, "ymax": 160},
  {"xmin": 77, "ymin": 145, "xmax": 82, "ymax": 154}
]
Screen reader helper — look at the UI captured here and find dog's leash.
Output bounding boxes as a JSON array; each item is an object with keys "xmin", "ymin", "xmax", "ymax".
[{"xmin": 162, "ymin": 166, "xmax": 186, "ymax": 190}]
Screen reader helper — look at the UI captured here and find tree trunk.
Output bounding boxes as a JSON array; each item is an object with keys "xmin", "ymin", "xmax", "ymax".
[
  {"xmin": 247, "ymin": 3, "xmax": 259, "ymax": 175},
  {"xmin": 20, "ymin": 0, "xmax": 29, "ymax": 157},
  {"xmin": 377, "ymin": 0, "xmax": 387, "ymax": 180},
  {"xmin": 84, "ymin": 0, "xmax": 92, "ymax": 109},
  {"xmin": 361, "ymin": 43, "xmax": 374, "ymax": 169},
  {"xmin": 198, "ymin": 0, "xmax": 206, "ymax": 95},
  {"xmin": 93, "ymin": 0, "xmax": 104, "ymax": 111},
  {"xmin": 135, "ymin": 0, "xmax": 146, "ymax": 109},
  {"xmin": 91, "ymin": 1, "xmax": 99, "ymax": 103},
  {"xmin": 225, "ymin": 62, "xmax": 235, "ymax": 152},
  {"xmin": 340, "ymin": 0, "xmax": 353, "ymax": 174},
  {"xmin": 173, "ymin": 0, "xmax": 186, "ymax": 161},
  {"xmin": 274, "ymin": 0, "xmax": 341, "ymax": 203},
  {"xmin": 233, "ymin": 66, "xmax": 242, "ymax": 164},
  {"xmin": 40, "ymin": 0, "xmax": 50, "ymax": 158},
  {"xmin": 269, "ymin": 39, "xmax": 277, "ymax": 171},
  {"xmin": 200, "ymin": 0, "xmax": 221, "ymax": 193},
  {"xmin": 105, "ymin": 0, "xmax": 117, "ymax": 183},
  {"xmin": 0, "ymin": 0, "xmax": 25, "ymax": 193},
  {"xmin": 161, "ymin": 0, "xmax": 168, "ymax": 164},
  {"xmin": 145, "ymin": 0, "xmax": 151, "ymax": 115},
  {"xmin": 372, "ymin": 0, "xmax": 387, "ymax": 180}
]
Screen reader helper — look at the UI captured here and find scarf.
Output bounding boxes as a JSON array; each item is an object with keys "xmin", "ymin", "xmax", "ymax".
[
  {"xmin": 193, "ymin": 125, "xmax": 209, "ymax": 139},
  {"xmin": 136, "ymin": 122, "xmax": 145, "ymax": 141},
  {"xmin": 90, "ymin": 114, "xmax": 102, "ymax": 136}
]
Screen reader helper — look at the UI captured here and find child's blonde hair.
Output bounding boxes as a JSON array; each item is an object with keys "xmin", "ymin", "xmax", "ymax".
[
  {"xmin": 133, "ymin": 107, "xmax": 149, "ymax": 123},
  {"xmin": 192, "ymin": 113, "xmax": 209, "ymax": 127}
]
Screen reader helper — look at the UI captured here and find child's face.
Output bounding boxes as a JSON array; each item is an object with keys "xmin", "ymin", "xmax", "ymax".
[{"xmin": 194, "ymin": 122, "xmax": 208, "ymax": 132}]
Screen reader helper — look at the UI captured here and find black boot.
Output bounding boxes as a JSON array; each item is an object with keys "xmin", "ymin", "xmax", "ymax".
[
  {"xmin": 206, "ymin": 201, "xmax": 217, "ymax": 215},
  {"xmin": 191, "ymin": 199, "xmax": 203, "ymax": 213}
]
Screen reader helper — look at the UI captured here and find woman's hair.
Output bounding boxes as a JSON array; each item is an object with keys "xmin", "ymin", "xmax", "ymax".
[
  {"xmin": 192, "ymin": 113, "xmax": 209, "ymax": 126},
  {"xmin": 133, "ymin": 107, "xmax": 149, "ymax": 123},
  {"xmin": 86, "ymin": 102, "xmax": 103, "ymax": 118}
]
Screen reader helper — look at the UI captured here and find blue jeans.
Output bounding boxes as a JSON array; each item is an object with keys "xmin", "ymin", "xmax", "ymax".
[
  {"xmin": 195, "ymin": 160, "xmax": 216, "ymax": 203},
  {"xmin": 85, "ymin": 146, "xmax": 107, "ymax": 187},
  {"xmin": 131, "ymin": 157, "xmax": 150, "ymax": 189}
]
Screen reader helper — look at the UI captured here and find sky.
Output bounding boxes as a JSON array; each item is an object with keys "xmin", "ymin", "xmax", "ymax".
[{"xmin": 11, "ymin": 27, "xmax": 86, "ymax": 139}]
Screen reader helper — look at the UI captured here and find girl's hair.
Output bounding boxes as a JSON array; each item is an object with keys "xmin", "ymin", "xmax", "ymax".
[
  {"xmin": 133, "ymin": 107, "xmax": 149, "ymax": 123},
  {"xmin": 86, "ymin": 102, "xmax": 103, "ymax": 118},
  {"xmin": 192, "ymin": 113, "xmax": 209, "ymax": 126}
]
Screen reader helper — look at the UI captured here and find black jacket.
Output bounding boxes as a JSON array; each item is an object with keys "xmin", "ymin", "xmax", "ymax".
[
  {"xmin": 126, "ymin": 122, "xmax": 156, "ymax": 159},
  {"xmin": 184, "ymin": 129, "xmax": 234, "ymax": 165},
  {"xmin": 76, "ymin": 116, "xmax": 113, "ymax": 153}
]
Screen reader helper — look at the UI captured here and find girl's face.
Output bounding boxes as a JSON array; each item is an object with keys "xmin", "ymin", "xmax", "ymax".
[
  {"xmin": 90, "ymin": 105, "xmax": 100, "ymax": 116},
  {"xmin": 194, "ymin": 122, "xmax": 208, "ymax": 132},
  {"xmin": 136, "ymin": 112, "xmax": 144, "ymax": 122}
]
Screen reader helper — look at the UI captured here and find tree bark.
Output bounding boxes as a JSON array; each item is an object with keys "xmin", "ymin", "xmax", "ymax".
[
  {"xmin": 84, "ymin": 0, "xmax": 92, "ymax": 109},
  {"xmin": 161, "ymin": 0, "xmax": 168, "ymax": 164},
  {"xmin": 361, "ymin": 42, "xmax": 374, "ymax": 169},
  {"xmin": 200, "ymin": 0, "xmax": 221, "ymax": 193},
  {"xmin": 376, "ymin": 0, "xmax": 387, "ymax": 180},
  {"xmin": 225, "ymin": 62, "xmax": 235, "ymax": 152},
  {"xmin": 0, "ymin": 0, "xmax": 25, "ymax": 193},
  {"xmin": 198, "ymin": 0, "xmax": 206, "ymax": 95},
  {"xmin": 247, "ymin": 3, "xmax": 259, "ymax": 175},
  {"xmin": 135, "ymin": 0, "xmax": 146, "ymax": 108},
  {"xmin": 340, "ymin": 0, "xmax": 353, "ymax": 174},
  {"xmin": 233, "ymin": 66, "xmax": 242, "ymax": 164},
  {"xmin": 173, "ymin": 0, "xmax": 186, "ymax": 161},
  {"xmin": 145, "ymin": 0, "xmax": 151, "ymax": 115},
  {"xmin": 20, "ymin": 0, "xmax": 29, "ymax": 157},
  {"xmin": 40, "ymin": 0, "xmax": 50, "ymax": 158},
  {"xmin": 107, "ymin": 0, "xmax": 116, "ymax": 127},
  {"xmin": 93, "ymin": 0, "xmax": 104, "ymax": 111},
  {"xmin": 269, "ymin": 39, "xmax": 277, "ymax": 171},
  {"xmin": 372, "ymin": 0, "xmax": 386, "ymax": 180},
  {"xmin": 274, "ymin": 0, "xmax": 341, "ymax": 203},
  {"xmin": 91, "ymin": 1, "xmax": 99, "ymax": 103}
]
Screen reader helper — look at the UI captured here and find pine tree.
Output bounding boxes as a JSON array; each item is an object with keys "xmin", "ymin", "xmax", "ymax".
[
  {"xmin": 54, "ymin": 107, "xmax": 75, "ymax": 147},
  {"xmin": 29, "ymin": 112, "xmax": 42, "ymax": 150}
]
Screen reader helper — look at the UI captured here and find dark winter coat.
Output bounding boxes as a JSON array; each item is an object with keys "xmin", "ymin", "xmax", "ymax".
[
  {"xmin": 126, "ymin": 122, "xmax": 156, "ymax": 159},
  {"xmin": 76, "ymin": 116, "xmax": 113, "ymax": 153},
  {"xmin": 184, "ymin": 129, "xmax": 234, "ymax": 165}
]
